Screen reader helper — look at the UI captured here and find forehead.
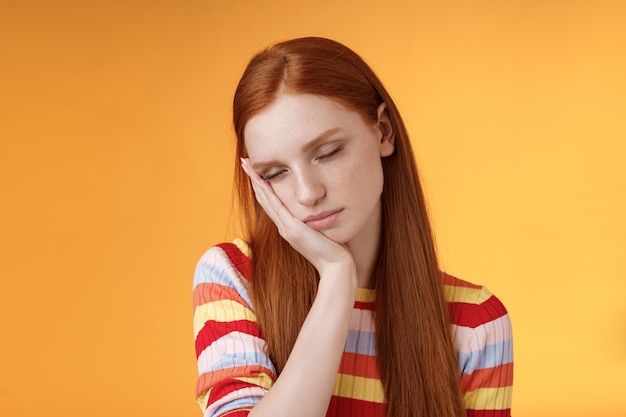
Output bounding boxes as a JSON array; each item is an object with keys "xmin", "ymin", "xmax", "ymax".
[{"xmin": 243, "ymin": 93, "xmax": 363, "ymax": 156}]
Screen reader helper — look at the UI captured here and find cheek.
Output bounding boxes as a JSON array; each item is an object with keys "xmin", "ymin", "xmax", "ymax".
[
  {"xmin": 353, "ymin": 159, "xmax": 385, "ymax": 197},
  {"xmin": 268, "ymin": 181, "xmax": 296, "ymax": 208},
  {"xmin": 349, "ymin": 149, "xmax": 384, "ymax": 180}
]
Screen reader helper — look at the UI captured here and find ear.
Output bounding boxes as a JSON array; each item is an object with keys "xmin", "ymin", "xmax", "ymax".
[{"xmin": 376, "ymin": 102, "xmax": 395, "ymax": 157}]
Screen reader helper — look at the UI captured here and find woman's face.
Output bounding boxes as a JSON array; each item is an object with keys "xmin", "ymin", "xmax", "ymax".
[{"xmin": 244, "ymin": 93, "xmax": 394, "ymax": 247}]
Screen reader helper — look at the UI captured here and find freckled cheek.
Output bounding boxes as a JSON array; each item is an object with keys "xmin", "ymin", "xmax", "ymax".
[{"xmin": 268, "ymin": 181, "xmax": 298, "ymax": 209}]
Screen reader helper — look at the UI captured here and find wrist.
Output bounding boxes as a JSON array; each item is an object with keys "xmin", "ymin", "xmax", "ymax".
[{"xmin": 317, "ymin": 260, "xmax": 358, "ymax": 297}]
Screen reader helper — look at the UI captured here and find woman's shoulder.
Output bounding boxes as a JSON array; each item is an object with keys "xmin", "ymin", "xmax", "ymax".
[
  {"xmin": 441, "ymin": 272, "xmax": 510, "ymax": 328},
  {"xmin": 193, "ymin": 239, "xmax": 253, "ymax": 305},
  {"xmin": 195, "ymin": 238, "xmax": 251, "ymax": 279},
  {"xmin": 444, "ymin": 272, "xmax": 514, "ymax": 413}
]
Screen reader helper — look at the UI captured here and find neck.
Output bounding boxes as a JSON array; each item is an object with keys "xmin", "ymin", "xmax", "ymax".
[{"xmin": 349, "ymin": 241, "xmax": 378, "ymax": 289}]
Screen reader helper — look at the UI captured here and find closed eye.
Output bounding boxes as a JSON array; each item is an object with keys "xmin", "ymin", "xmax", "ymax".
[
  {"xmin": 316, "ymin": 147, "xmax": 343, "ymax": 161},
  {"xmin": 262, "ymin": 169, "xmax": 286, "ymax": 181}
]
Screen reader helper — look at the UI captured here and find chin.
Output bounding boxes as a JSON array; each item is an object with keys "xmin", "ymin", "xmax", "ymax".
[{"xmin": 320, "ymin": 228, "xmax": 355, "ymax": 245}]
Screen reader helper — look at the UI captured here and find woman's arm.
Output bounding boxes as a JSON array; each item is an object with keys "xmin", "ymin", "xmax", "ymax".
[
  {"xmin": 241, "ymin": 158, "xmax": 358, "ymax": 417},
  {"xmin": 193, "ymin": 244, "xmax": 276, "ymax": 415},
  {"xmin": 249, "ymin": 261, "xmax": 356, "ymax": 417},
  {"xmin": 194, "ymin": 241, "xmax": 356, "ymax": 417}
]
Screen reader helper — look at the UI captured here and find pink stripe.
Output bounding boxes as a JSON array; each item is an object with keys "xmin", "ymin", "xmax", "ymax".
[
  {"xmin": 450, "ymin": 315, "xmax": 513, "ymax": 354},
  {"xmin": 349, "ymin": 309, "xmax": 375, "ymax": 332}
]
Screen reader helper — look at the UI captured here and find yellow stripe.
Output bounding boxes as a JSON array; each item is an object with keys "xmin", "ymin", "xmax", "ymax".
[
  {"xmin": 355, "ymin": 288, "xmax": 376, "ymax": 303},
  {"xmin": 464, "ymin": 386, "xmax": 513, "ymax": 410},
  {"xmin": 197, "ymin": 390, "xmax": 209, "ymax": 410},
  {"xmin": 444, "ymin": 284, "xmax": 492, "ymax": 304},
  {"xmin": 198, "ymin": 374, "xmax": 274, "ymax": 410},
  {"xmin": 193, "ymin": 300, "xmax": 257, "ymax": 338},
  {"xmin": 233, "ymin": 238, "xmax": 251, "ymax": 257},
  {"xmin": 333, "ymin": 373, "xmax": 384, "ymax": 403},
  {"xmin": 221, "ymin": 409, "xmax": 254, "ymax": 416},
  {"xmin": 236, "ymin": 373, "xmax": 275, "ymax": 390}
]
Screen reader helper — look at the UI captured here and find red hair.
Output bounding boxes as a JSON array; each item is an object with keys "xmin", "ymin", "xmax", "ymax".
[{"xmin": 232, "ymin": 37, "xmax": 464, "ymax": 417}]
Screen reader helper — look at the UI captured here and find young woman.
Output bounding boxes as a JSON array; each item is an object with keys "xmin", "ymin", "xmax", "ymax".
[{"xmin": 193, "ymin": 37, "xmax": 513, "ymax": 417}]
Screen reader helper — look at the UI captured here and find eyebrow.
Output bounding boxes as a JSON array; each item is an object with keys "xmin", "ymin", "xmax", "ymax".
[{"xmin": 251, "ymin": 127, "xmax": 342, "ymax": 171}]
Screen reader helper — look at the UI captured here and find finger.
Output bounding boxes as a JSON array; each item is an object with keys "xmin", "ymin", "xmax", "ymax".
[
  {"xmin": 240, "ymin": 159, "xmax": 349, "ymax": 267},
  {"xmin": 240, "ymin": 158, "xmax": 294, "ymax": 228},
  {"xmin": 240, "ymin": 158, "xmax": 281, "ymax": 218}
]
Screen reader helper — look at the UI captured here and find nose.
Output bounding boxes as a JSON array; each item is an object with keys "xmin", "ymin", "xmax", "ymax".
[{"xmin": 295, "ymin": 170, "xmax": 326, "ymax": 206}]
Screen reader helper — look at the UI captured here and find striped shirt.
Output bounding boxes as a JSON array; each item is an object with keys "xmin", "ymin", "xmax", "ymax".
[{"xmin": 193, "ymin": 240, "xmax": 513, "ymax": 417}]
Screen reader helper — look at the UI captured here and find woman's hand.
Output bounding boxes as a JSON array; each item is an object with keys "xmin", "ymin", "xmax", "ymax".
[
  {"xmin": 241, "ymin": 158, "xmax": 354, "ymax": 277},
  {"xmin": 241, "ymin": 157, "xmax": 357, "ymax": 417}
]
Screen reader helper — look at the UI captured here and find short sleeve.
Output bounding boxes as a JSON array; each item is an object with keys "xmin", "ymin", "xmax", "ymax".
[
  {"xmin": 445, "ymin": 275, "xmax": 514, "ymax": 417},
  {"xmin": 193, "ymin": 242, "xmax": 277, "ymax": 417}
]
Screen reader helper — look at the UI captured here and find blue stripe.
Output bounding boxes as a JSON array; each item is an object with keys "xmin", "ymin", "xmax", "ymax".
[
  {"xmin": 193, "ymin": 247, "xmax": 253, "ymax": 307},
  {"xmin": 214, "ymin": 395, "xmax": 262, "ymax": 416},
  {"xmin": 458, "ymin": 338, "xmax": 513, "ymax": 374},
  {"xmin": 200, "ymin": 349, "xmax": 276, "ymax": 375},
  {"xmin": 344, "ymin": 329, "xmax": 376, "ymax": 355}
]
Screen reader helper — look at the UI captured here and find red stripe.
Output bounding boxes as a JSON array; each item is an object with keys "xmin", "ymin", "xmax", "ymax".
[
  {"xmin": 327, "ymin": 395, "xmax": 384, "ymax": 417},
  {"xmin": 461, "ymin": 363, "xmax": 514, "ymax": 391},
  {"xmin": 354, "ymin": 301, "xmax": 374, "ymax": 310},
  {"xmin": 195, "ymin": 320, "xmax": 263, "ymax": 358},
  {"xmin": 449, "ymin": 295, "xmax": 508, "ymax": 328},
  {"xmin": 217, "ymin": 242, "xmax": 251, "ymax": 280},
  {"xmin": 208, "ymin": 379, "xmax": 260, "ymax": 405},
  {"xmin": 338, "ymin": 352, "xmax": 380, "ymax": 379}
]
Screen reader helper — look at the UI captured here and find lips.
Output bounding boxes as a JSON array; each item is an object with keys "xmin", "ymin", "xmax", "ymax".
[{"xmin": 303, "ymin": 209, "xmax": 343, "ymax": 230}]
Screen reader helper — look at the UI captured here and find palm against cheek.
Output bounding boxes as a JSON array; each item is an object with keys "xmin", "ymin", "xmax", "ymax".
[{"xmin": 241, "ymin": 159, "xmax": 351, "ymax": 270}]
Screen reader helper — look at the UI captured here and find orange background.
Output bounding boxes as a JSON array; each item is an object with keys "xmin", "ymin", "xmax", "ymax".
[{"xmin": 1, "ymin": 1, "xmax": 625, "ymax": 416}]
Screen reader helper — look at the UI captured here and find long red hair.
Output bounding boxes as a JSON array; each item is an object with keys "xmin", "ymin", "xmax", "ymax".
[{"xmin": 232, "ymin": 37, "xmax": 464, "ymax": 417}]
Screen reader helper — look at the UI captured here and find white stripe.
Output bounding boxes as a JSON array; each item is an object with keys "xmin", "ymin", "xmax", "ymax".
[
  {"xmin": 193, "ymin": 246, "xmax": 253, "ymax": 307},
  {"xmin": 197, "ymin": 331, "xmax": 269, "ymax": 374},
  {"xmin": 205, "ymin": 386, "xmax": 266, "ymax": 417},
  {"xmin": 451, "ymin": 315, "xmax": 512, "ymax": 354}
]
